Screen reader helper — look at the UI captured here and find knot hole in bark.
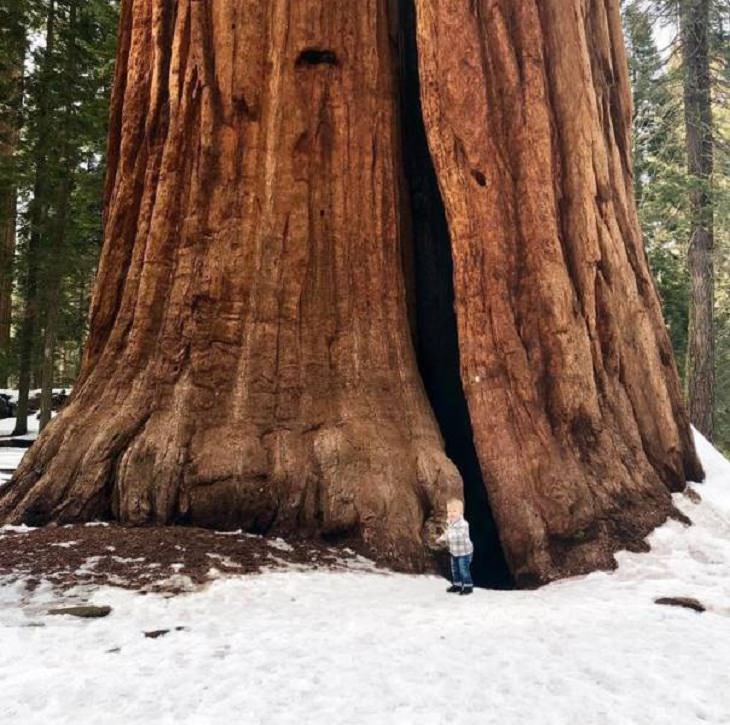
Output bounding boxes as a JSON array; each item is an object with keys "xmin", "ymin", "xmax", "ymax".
[
  {"xmin": 471, "ymin": 169, "xmax": 487, "ymax": 187},
  {"xmin": 295, "ymin": 48, "xmax": 339, "ymax": 68}
]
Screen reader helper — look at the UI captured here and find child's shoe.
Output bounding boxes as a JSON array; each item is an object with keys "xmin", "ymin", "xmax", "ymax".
[
  {"xmin": 460, "ymin": 586, "xmax": 473, "ymax": 596},
  {"xmin": 446, "ymin": 585, "xmax": 461, "ymax": 593}
]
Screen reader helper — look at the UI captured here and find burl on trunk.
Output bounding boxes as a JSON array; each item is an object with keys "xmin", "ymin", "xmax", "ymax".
[{"xmin": 0, "ymin": 0, "xmax": 702, "ymax": 586}]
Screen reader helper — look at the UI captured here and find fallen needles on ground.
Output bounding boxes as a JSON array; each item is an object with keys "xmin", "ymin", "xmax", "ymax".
[{"xmin": 0, "ymin": 523, "xmax": 375, "ymax": 595}]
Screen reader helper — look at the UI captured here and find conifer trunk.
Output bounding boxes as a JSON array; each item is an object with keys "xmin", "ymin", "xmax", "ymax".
[
  {"xmin": 40, "ymin": 1, "xmax": 79, "ymax": 432},
  {"xmin": 0, "ymin": 0, "xmax": 461, "ymax": 571},
  {"xmin": 0, "ymin": 182, "xmax": 16, "ymax": 384},
  {"xmin": 12, "ymin": 0, "xmax": 56, "ymax": 436},
  {"xmin": 0, "ymin": 0, "xmax": 702, "ymax": 585},
  {"xmin": 680, "ymin": 0, "xmax": 715, "ymax": 439},
  {"xmin": 0, "ymin": 6, "xmax": 25, "ymax": 385}
]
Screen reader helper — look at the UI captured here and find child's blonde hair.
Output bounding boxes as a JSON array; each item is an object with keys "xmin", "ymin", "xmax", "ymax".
[{"xmin": 446, "ymin": 498, "xmax": 464, "ymax": 517}]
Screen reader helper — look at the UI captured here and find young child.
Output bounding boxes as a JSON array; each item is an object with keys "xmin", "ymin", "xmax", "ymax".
[{"xmin": 437, "ymin": 498, "xmax": 474, "ymax": 595}]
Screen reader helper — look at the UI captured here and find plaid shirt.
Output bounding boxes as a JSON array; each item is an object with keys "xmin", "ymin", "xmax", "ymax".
[{"xmin": 439, "ymin": 517, "xmax": 473, "ymax": 557}]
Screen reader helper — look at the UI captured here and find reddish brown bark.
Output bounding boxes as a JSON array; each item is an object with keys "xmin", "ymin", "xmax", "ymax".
[{"xmin": 0, "ymin": 0, "xmax": 702, "ymax": 585}]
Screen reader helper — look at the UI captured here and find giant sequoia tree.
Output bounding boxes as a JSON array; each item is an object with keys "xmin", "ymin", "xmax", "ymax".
[{"xmin": 0, "ymin": 0, "xmax": 704, "ymax": 586}]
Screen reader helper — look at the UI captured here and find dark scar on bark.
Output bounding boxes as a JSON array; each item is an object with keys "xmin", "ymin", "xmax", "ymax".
[{"xmin": 296, "ymin": 48, "xmax": 339, "ymax": 67}]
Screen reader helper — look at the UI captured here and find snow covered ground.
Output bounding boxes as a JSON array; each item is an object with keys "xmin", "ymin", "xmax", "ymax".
[
  {"xmin": 0, "ymin": 387, "xmax": 65, "ymax": 440},
  {"xmin": 0, "ymin": 387, "xmax": 70, "ymax": 404},
  {"xmin": 0, "ymin": 447, "xmax": 25, "ymax": 486},
  {"xmin": 1, "ymin": 433, "xmax": 729, "ymax": 725},
  {"xmin": 0, "ymin": 391, "xmax": 57, "ymax": 483},
  {"xmin": 0, "ymin": 414, "xmax": 40, "ymax": 440}
]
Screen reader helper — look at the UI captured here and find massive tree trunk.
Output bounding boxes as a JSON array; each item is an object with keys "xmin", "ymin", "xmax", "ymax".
[
  {"xmin": 680, "ymin": 0, "xmax": 715, "ymax": 440},
  {"xmin": 0, "ymin": 0, "xmax": 702, "ymax": 586}
]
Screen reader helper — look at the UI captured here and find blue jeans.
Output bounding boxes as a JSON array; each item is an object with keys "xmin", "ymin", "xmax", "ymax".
[{"xmin": 450, "ymin": 554, "xmax": 473, "ymax": 588}]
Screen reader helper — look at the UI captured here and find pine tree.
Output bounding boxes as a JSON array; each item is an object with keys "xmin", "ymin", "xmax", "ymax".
[
  {"xmin": 38, "ymin": 0, "xmax": 118, "ymax": 428},
  {"xmin": 623, "ymin": 2, "xmax": 691, "ymax": 372},
  {"xmin": 624, "ymin": 1, "xmax": 729, "ymax": 449},
  {"xmin": 12, "ymin": 0, "xmax": 56, "ymax": 436},
  {"xmin": 681, "ymin": 0, "xmax": 716, "ymax": 438}
]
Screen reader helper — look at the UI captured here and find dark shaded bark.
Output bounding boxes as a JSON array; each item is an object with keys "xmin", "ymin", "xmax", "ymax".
[
  {"xmin": 40, "ymin": 1, "xmax": 79, "ymax": 432},
  {"xmin": 0, "ymin": 184, "xmax": 16, "ymax": 382},
  {"xmin": 39, "ymin": 188, "xmax": 68, "ymax": 431},
  {"xmin": 681, "ymin": 0, "xmax": 715, "ymax": 439},
  {"xmin": 0, "ymin": 0, "xmax": 703, "ymax": 585}
]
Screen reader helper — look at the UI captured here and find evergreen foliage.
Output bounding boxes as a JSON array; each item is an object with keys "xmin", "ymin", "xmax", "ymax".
[
  {"xmin": 0, "ymin": 0, "xmax": 117, "ymax": 399},
  {"xmin": 623, "ymin": 0, "xmax": 729, "ymax": 453}
]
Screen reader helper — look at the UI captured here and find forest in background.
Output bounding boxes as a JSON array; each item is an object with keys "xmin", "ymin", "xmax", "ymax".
[
  {"xmin": 0, "ymin": 0, "xmax": 117, "ymax": 429},
  {"xmin": 624, "ymin": 0, "xmax": 730, "ymax": 453},
  {"xmin": 0, "ymin": 0, "xmax": 728, "ymax": 453}
]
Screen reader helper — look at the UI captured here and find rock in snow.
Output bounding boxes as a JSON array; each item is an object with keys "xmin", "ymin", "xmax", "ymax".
[
  {"xmin": 654, "ymin": 597, "xmax": 706, "ymax": 613},
  {"xmin": 47, "ymin": 605, "xmax": 112, "ymax": 619}
]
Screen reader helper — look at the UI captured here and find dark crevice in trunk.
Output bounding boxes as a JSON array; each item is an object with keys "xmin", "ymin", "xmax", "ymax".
[{"xmin": 398, "ymin": 0, "xmax": 512, "ymax": 589}]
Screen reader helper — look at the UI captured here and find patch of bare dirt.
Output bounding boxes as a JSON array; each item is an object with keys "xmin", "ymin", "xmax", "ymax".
[{"xmin": 0, "ymin": 524, "xmax": 373, "ymax": 595}]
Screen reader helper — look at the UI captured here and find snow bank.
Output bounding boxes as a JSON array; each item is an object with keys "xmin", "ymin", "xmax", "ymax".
[{"xmin": 0, "ymin": 431, "xmax": 728, "ymax": 724}]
